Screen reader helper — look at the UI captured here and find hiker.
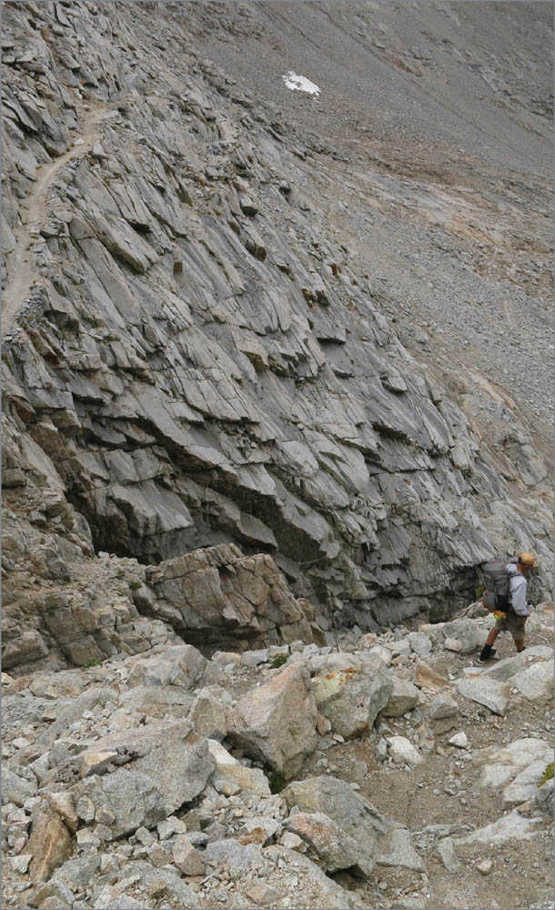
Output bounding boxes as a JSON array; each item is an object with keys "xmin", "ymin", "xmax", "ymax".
[{"xmin": 479, "ymin": 552, "xmax": 538, "ymax": 661}]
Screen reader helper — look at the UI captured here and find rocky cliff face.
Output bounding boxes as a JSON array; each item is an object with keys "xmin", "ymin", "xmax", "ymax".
[{"xmin": 2, "ymin": 1, "xmax": 552, "ymax": 675}]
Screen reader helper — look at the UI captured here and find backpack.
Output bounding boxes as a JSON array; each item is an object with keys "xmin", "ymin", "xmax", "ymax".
[{"xmin": 481, "ymin": 560, "xmax": 514, "ymax": 612}]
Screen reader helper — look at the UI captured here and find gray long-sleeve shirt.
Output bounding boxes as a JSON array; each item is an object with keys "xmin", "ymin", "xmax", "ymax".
[{"xmin": 507, "ymin": 563, "xmax": 529, "ymax": 616}]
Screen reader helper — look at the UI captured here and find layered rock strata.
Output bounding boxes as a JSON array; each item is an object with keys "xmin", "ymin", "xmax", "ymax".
[{"xmin": 1, "ymin": 0, "xmax": 552, "ymax": 669}]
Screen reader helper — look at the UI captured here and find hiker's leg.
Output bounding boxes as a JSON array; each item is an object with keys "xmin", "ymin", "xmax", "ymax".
[
  {"xmin": 480, "ymin": 627, "xmax": 499, "ymax": 660},
  {"xmin": 485, "ymin": 628, "xmax": 499, "ymax": 647},
  {"xmin": 513, "ymin": 617, "xmax": 526, "ymax": 653}
]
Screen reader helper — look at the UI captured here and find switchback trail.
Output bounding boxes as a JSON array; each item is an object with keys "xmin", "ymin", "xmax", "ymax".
[{"xmin": 1, "ymin": 106, "xmax": 116, "ymax": 337}]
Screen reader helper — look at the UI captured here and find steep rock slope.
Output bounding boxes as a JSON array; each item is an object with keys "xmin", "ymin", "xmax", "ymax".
[{"xmin": 1, "ymin": 0, "xmax": 552, "ymax": 666}]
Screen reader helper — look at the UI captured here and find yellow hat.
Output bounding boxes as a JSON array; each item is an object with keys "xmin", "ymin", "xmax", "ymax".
[{"xmin": 518, "ymin": 552, "xmax": 538, "ymax": 567}]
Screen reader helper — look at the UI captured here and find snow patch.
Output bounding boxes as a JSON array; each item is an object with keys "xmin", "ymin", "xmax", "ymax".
[{"xmin": 282, "ymin": 71, "xmax": 320, "ymax": 96}]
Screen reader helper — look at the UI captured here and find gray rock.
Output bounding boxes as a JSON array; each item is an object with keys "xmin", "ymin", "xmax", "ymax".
[
  {"xmin": 509, "ymin": 660, "xmax": 553, "ymax": 701},
  {"xmin": 283, "ymin": 776, "xmax": 387, "ymax": 875},
  {"xmin": 207, "ymin": 739, "xmax": 271, "ymax": 797},
  {"xmin": 479, "ymin": 737, "xmax": 552, "ymax": 792},
  {"xmin": 2, "ymin": 767, "xmax": 37, "ymax": 806},
  {"xmin": 172, "ymin": 835, "xmax": 206, "ymax": 875},
  {"xmin": 455, "ymin": 810, "xmax": 542, "ymax": 845},
  {"xmin": 376, "ymin": 827, "xmax": 426, "ymax": 871},
  {"xmin": 408, "ymin": 632, "xmax": 432, "ymax": 657},
  {"xmin": 503, "ymin": 759, "xmax": 552, "ymax": 808},
  {"xmin": 381, "ymin": 676, "xmax": 419, "ymax": 717},
  {"xmin": 455, "ymin": 676, "xmax": 510, "ymax": 715},
  {"xmin": 428, "ymin": 691, "xmax": 459, "ymax": 721},
  {"xmin": 188, "ymin": 686, "xmax": 231, "ymax": 740},
  {"xmin": 229, "ymin": 662, "xmax": 318, "ymax": 779},
  {"xmin": 534, "ymin": 778, "xmax": 554, "ymax": 815},
  {"xmin": 126, "ymin": 644, "xmax": 207, "ymax": 689},
  {"xmin": 387, "ymin": 735, "xmax": 422, "ymax": 766},
  {"xmin": 72, "ymin": 723, "xmax": 214, "ymax": 836},
  {"xmin": 91, "ymin": 860, "xmax": 198, "ymax": 909},
  {"xmin": 312, "ymin": 664, "xmax": 392, "ymax": 737},
  {"xmin": 436, "ymin": 837, "xmax": 461, "ymax": 873},
  {"xmin": 284, "ymin": 811, "xmax": 363, "ymax": 873}
]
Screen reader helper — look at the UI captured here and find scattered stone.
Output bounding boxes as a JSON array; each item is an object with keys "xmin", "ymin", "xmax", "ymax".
[
  {"xmin": 376, "ymin": 827, "xmax": 425, "ymax": 871},
  {"xmin": 284, "ymin": 811, "xmax": 362, "ymax": 873},
  {"xmin": 11, "ymin": 853, "xmax": 32, "ymax": 874},
  {"xmin": 428, "ymin": 692, "xmax": 459, "ymax": 720},
  {"xmin": 444, "ymin": 637, "xmax": 462, "ymax": 652},
  {"xmin": 387, "ymin": 736, "xmax": 422, "ymax": 766},
  {"xmin": 408, "ymin": 632, "xmax": 432, "ymax": 657},
  {"xmin": 280, "ymin": 830, "xmax": 304, "ymax": 850},
  {"xmin": 456, "ymin": 810, "xmax": 542, "ymax": 846},
  {"xmin": 172, "ymin": 835, "xmax": 206, "ymax": 876},
  {"xmin": 448, "ymin": 732, "xmax": 468, "ymax": 749},
  {"xmin": 415, "ymin": 661, "xmax": 449, "ymax": 691},
  {"xmin": 436, "ymin": 837, "xmax": 461, "ymax": 873}
]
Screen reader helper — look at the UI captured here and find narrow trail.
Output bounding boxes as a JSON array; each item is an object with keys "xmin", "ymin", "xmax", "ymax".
[{"xmin": 1, "ymin": 107, "xmax": 116, "ymax": 337}]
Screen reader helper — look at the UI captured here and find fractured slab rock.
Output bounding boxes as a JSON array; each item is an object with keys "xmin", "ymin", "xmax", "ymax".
[
  {"xmin": 283, "ymin": 775, "xmax": 388, "ymax": 876},
  {"xmin": 455, "ymin": 676, "xmax": 510, "ymax": 715},
  {"xmin": 145, "ymin": 543, "xmax": 315, "ymax": 648},
  {"xmin": 229, "ymin": 662, "xmax": 318, "ymax": 779},
  {"xmin": 312, "ymin": 662, "xmax": 392, "ymax": 737},
  {"xmin": 71, "ymin": 722, "xmax": 214, "ymax": 837},
  {"xmin": 28, "ymin": 803, "xmax": 73, "ymax": 883}
]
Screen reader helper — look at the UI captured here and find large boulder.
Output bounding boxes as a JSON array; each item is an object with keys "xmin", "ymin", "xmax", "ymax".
[
  {"xmin": 478, "ymin": 737, "xmax": 552, "ymax": 809},
  {"xmin": 455, "ymin": 676, "xmax": 510, "ymax": 715},
  {"xmin": 312, "ymin": 661, "xmax": 392, "ymax": 738},
  {"xmin": 71, "ymin": 722, "xmax": 214, "ymax": 836},
  {"xmin": 284, "ymin": 811, "xmax": 364, "ymax": 874},
  {"xmin": 207, "ymin": 739, "xmax": 271, "ymax": 797},
  {"xmin": 229, "ymin": 662, "xmax": 318, "ymax": 779},
  {"xmin": 510, "ymin": 660, "xmax": 553, "ymax": 701},
  {"xmin": 381, "ymin": 676, "xmax": 420, "ymax": 717},
  {"xmin": 144, "ymin": 544, "xmax": 315, "ymax": 649},
  {"xmin": 203, "ymin": 839, "xmax": 358, "ymax": 909},
  {"xmin": 90, "ymin": 860, "xmax": 198, "ymax": 909},
  {"xmin": 125, "ymin": 643, "xmax": 208, "ymax": 689},
  {"xmin": 454, "ymin": 810, "xmax": 542, "ymax": 846},
  {"xmin": 282, "ymin": 775, "xmax": 387, "ymax": 875}
]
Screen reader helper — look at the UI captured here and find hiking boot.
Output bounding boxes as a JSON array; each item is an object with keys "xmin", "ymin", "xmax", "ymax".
[{"xmin": 479, "ymin": 644, "xmax": 496, "ymax": 661}]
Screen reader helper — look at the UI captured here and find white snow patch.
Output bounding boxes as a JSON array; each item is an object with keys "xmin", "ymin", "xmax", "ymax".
[{"xmin": 282, "ymin": 71, "xmax": 321, "ymax": 96}]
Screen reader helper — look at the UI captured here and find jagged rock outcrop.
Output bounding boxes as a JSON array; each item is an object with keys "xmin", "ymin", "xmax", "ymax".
[
  {"xmin": 142, "ymin": 543, "xmax": 318, "ymax": 649},
  {"xmin": 2, "ymin": 0, "xmax": 551, "ymax": 663}
]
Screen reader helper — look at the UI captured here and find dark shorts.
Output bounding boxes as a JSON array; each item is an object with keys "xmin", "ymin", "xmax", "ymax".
[{"xmin": 494, "ymin": 611, "xmax": 526, "ymax": 641}]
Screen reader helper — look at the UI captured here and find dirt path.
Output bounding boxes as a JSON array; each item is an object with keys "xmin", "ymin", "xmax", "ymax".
[{"xmin": 1, "ymin": 107, "xmax": 116, "ymax": 336}]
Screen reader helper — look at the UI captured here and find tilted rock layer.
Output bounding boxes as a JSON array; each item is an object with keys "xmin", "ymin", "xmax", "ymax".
[{"xmin": 1, "ymin": 0, "xmax": 552, "ymax": 675}]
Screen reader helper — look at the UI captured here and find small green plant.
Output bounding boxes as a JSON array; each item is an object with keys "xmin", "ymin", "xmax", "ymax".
[
  {"xmin": 83, "ymin": 658, "xmax": 101, "ymax": 668},
  {"xmin": 537, "ymin": 762, "xmax": 554, "ymax": 788},
  {"xmin": 128, "ymin": 580, "xmax": 142, "ymax": 591},
  {"xmin": 271, "ymin": 654, "xmax": 288, "ymax": 669},
  {"xmin": 268, "ymin": 769, "xmax": 287, "ymax": 794}
]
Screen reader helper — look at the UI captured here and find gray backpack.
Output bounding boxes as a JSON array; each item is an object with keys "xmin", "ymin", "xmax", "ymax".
[{"xmin": 482, "ymin": 560, "xmax": 514, "ymax": 611}]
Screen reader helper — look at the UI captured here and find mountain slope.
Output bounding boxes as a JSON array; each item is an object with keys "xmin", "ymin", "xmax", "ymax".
[{"xmin": 1, "ymin": 0, "xmax": 552, "ymax": 672}]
